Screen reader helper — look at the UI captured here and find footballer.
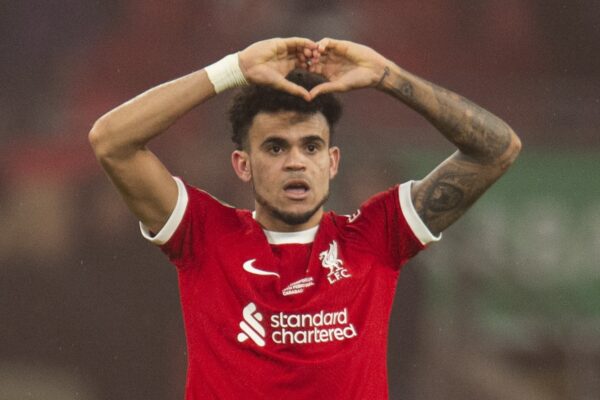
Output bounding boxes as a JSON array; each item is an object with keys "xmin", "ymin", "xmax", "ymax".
[{"xmin": 89, "ymin": 37, "xmax": 521, "ymax": 399}]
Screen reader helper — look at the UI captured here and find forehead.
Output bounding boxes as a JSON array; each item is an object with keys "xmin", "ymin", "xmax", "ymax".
[{"xmin": 248, "ymin": 111, "xmax": 330, "ymax": 145}]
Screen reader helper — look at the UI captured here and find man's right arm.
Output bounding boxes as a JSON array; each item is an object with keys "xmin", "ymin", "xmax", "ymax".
[
  {"xmin": 89, "ymin": 69, "xmax": 217, "ymax": 234},
  {"xmin": 89, "ymin": 37, "xmax": 318, "ymax": 235}
]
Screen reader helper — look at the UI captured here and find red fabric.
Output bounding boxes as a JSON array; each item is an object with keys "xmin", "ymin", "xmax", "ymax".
[{"xmin": 159, "ymin": 184, "xmax": 424, "ymax": 399}]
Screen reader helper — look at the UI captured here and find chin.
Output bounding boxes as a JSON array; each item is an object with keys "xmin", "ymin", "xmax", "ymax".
[
  {"xmin": 278, "ymin": 210, "xmax": 317, "ymax": 226},
  {"xmin": 255, "ymin": 189, "xmax": 330, "ymax": 227}
]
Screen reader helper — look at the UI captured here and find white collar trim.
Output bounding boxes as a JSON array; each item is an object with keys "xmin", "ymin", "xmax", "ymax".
[{"xmin": 263, "ymin": 226, "xmax": 318, "ymax": 244}]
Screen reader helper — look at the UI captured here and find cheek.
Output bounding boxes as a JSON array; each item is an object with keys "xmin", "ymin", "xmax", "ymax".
[
  {"xmin": 251, "ymin": 161, "xmax": 276, "ymax": 189},
  {"xmin": 317, "ymin": 158, "xmax": 333, "ymax": 180}
]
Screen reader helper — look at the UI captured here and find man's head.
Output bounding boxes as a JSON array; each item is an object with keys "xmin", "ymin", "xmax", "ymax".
[
  {"xmin": 229, "ymin": 70, "xmax": 343, "ymax": 231},
  {"xmin": 229, "ymin": 69, "xmax": 342, "ymax": 150}
]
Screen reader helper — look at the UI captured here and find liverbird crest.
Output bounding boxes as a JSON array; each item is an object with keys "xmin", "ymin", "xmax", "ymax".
[{"xmin": 319, "ymin": 240, "xmax": 351, "ymax": 284}]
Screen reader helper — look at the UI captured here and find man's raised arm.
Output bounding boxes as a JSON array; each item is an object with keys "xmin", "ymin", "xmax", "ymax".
[
  {"xmin": 379, "ymin": 65, "xmax": 521, "ymax": 235},
  {"xmin": 89, "ymin": 38, "xmax": 318, "ymax": 234},
  {"xmin": 308, "ymin": 38, "xmax": 522, "ymax": 235}
]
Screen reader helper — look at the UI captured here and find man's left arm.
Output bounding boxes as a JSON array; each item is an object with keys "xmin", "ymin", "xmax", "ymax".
[
  {"xmin": 308, "ymin": 38, "xmax": 522, "ymax": 235},
  {"xmin": 378, "ymin": 64, "xmax": 522, "ymax": 235}
]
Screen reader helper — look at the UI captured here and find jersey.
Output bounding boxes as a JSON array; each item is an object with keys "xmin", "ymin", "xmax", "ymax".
[{"xmin": 140, "ymin": 177, "xmax": 440, "ymax": 400}]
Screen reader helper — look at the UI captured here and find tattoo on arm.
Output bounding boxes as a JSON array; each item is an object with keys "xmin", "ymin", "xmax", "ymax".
[
  {"xmin": 376, "ymin": 66, "xmax": 390, "ymax": 89},
  {"xmin": 413, "ymin": 159, "xmax": 489, "ymax": 235},
  {"xmin": 378, "ymin": 66, "xmax": 521, "ymax": 233},
  {"xmin": 382, "ymin": 69, "xmax": 514, "ymax": 164},
  {"xmin": 431, "ymin": 86, "xmax": 512, "ymax": 163},
  {"xmin": 423, "ymin": 176, "xmax": 465, "ymax": 213},
  {"xmin": 381, "ymin": 71, "xmax": 415, "ymax": 101},
  {"xmin": 399, "ymin": 81, "xmax": 414, "ymax": 98}
]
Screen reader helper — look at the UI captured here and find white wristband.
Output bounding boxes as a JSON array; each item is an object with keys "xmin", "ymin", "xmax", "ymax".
[{"xmin": 205, "ymin": 53, "xmax": 249, "ymax": 93}]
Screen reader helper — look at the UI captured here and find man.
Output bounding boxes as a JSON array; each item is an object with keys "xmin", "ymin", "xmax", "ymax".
[{"xmin": 89, "ymin": 37, "xmax": 521, "ymax": 399}]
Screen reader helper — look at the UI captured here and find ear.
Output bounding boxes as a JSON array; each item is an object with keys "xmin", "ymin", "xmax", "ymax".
[
  {"xmin": 231, "ymin": 150, "xmax": 252, "ymax": 182},
  {"xmin": 328, "ymin": 146, "xmax": 340, "ymax": 179}
]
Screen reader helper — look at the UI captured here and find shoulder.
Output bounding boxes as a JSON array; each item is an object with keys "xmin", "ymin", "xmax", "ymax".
[
  {"xmin": 180, "ymin": 180, "xmax": 239, "ymax": 214},
  {"xmin": 325, "ymin": 186, "xmax": 400, "ymax": 237},
  {"xmin": 330, "ymin": 183, "xmax": 440, "ymax": 246},
  {"xmin": 141, "ymin": 177, "xmax": 246, "ymax": 245},
  {"xmin": 332, "ymin": 185, "xmax": 400, "ymax": 223}
]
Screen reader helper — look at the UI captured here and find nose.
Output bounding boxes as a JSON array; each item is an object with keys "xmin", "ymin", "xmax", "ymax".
[{"xmin": 283, "ymin": 147, "xmax": 306, "ymax": 171}]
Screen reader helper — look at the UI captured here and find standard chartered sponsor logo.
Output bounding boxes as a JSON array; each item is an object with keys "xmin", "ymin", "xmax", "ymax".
[
  {"xmin": 237, "ymin": 303, "xmax": 358, "ymax": 347},
  {"xmin": 237, "ymin": 303, "xmax": 266, "ymax": 347},
  {"xmin": 271, "ymin": 308, "xmax": 358, "ymax": 344}
]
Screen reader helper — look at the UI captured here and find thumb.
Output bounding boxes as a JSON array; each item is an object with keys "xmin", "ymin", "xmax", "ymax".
[{"xmin": 309, "ymin": 81, "xmax": 347, "ymax": 99}]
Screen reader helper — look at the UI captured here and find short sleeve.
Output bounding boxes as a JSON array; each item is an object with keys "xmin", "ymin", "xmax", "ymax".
[
  {"xmin": 351, "ymin": 182, "xmax": 440, "ymax": 270},
  {"xmin": 138, "ymin": 177, "xmax": 226, "ymax": 269},
  {"xmin": 398, "ymin": 181, "xmax": 442, "ymax": 246},
  {"xmin": 139, "ymin": 177, "xmax": 188, "ymax": 245}
]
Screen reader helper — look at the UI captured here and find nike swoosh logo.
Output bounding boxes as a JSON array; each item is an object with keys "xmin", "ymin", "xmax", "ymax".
[{"xmin": 243, "ymin": 259, "xmax": 280, "ymax": 278}]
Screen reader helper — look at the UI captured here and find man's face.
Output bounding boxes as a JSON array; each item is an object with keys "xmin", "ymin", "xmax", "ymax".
[{"xmin": 232, "ymin": 111, "xmax": 340, "ymax": 232}]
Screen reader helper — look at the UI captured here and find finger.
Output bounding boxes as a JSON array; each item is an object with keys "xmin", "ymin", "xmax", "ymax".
[
  {"xmin": 316, "ymin": 37, "xmax": 341, "ymax": 53},
  {"xmin": 290, "ymin": 38, "xmax": 318, "ymax": 67},
  {"xmin": 282, "ymin": 37, "xmax": 316, "ymax": 53},
  {"xmin": 309, "ymin": 81, "xmax": 347, "ymax": 98},
  {"xmin": 295, "ymin": 53, "xmax": 312, "ymax": 70},
  {"xmin": 317, "ymin": 37, "xmax": 348, "ymax": 59},
  {"xmin": 309, "ymin": 62, "xmax": 322, "ymax": 74},
  {"xmin": 316, "ymin": 38, "xmax": 330, "ymax": 53},
  {"xmin": 311, "ymin": 49, "xmax": 321, "ymax": 61}
]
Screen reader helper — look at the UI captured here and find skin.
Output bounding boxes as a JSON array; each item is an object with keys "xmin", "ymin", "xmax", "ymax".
[
  {"xmin": 231, "ymin": 111, "xmax": 339, "ymax": 231},
  {"xmin": 89, "ymin": 36, "xmax": 521, "ymax": 238},
  {"xmin": 89, "ymin": 38, "xmax": 319, "ymax": 233},
  {"xmin": 307, "ymin": 38, "xmax": 522, "ymax": 235}
]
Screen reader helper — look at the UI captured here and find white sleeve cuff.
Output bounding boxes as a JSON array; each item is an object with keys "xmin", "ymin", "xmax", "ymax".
[
  {"xmin": 399, "ymin": 181, "xmax": 442, "ymax": 245},
  {"xmin": 139, "ymin": 177, "xmax": 189, "ymax": 245}
]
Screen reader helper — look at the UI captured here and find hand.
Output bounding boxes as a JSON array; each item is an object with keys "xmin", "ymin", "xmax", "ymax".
[
  {"xmin": 307, "ymin": 38, "xmax": 389, "ymax": 98},
  {"xmin": 239, "ymin": 38, "xmax": 319, "ymax": 101}
]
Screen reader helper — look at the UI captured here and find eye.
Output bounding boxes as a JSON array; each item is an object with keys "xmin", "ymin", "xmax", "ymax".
[
  {"xmin": 306, "ymin": 143, "xmax": 319, "ymax": 153},
  {"xmin": 269, "ymin": 144, "xmax": 283, "ymax": 154}
]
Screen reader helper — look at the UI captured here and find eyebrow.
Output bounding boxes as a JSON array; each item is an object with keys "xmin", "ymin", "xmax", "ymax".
[
  {"xmin": 300, "ymin": 135, "xmax": 326, "ymax": 146},
  {"xmin": 260, "ymin": 135, "xmax": 326, "ymax": 147},
  {"xmin": 261, "ymin": 136, "xmax": 289, "ymax": 148}
]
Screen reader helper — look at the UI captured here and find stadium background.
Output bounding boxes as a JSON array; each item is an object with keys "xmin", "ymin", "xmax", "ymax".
[{"xmin": 1, "ymin": 1, "xmax": 599, "ymax": 399}]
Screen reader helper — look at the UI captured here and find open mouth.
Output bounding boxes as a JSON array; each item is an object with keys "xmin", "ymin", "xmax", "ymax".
[{"xmin": 283, "ymin": 181, "xmax": 310, "ymax": 198}]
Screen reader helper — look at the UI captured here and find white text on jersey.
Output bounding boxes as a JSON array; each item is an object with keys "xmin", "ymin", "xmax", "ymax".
[{"xmin": 237, "ymin": 303, "xmax": 358, "ymax": 347}]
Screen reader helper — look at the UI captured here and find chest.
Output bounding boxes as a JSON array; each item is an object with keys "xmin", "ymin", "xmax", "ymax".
[
  {"xmin": 228, "ymin": 237, "xmax": 379, "ymax": 303},
  {"xmin": 177, "ymin": 228, "xmax": 398, "ymax": 358}
]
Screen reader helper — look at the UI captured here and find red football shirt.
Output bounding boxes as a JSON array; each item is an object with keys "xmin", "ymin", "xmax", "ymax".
[{"xmin": 140, "ymin": 177, "xmax": 440, "ymax": 399}]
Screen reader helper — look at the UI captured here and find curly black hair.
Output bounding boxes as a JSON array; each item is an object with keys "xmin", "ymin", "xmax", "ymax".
[{"xmin": 228, "ymin": 69, "xmax": 342, "ymax": 150}]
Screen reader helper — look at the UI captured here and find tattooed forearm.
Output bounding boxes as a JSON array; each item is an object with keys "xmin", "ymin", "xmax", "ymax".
[
  {"xmin": 430, "ymin": 85, "xmax": 512, "ymax": 163},
  {"xmin": 376, "ymin": 64, "xmax": 521, "ymax": 233},
  {"xmin": 379, "ymin": 66, "xmax": 516, "ymax": 164},
  {"xmin": 384, "ymin": 76, "xmax": 415, "ymax": 101}
]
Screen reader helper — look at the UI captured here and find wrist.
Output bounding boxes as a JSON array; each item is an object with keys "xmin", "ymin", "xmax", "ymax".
[
  {"xmin": 377, "ymin": 64, "xmax": 418, "ymax": 100},
  {"xmin": 375, "ymin": 61, "xmax": 400, "ymax": 91},
  {"xmin": 205, "ymin": 53, "xmax": 249, "ymax": 93}
]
